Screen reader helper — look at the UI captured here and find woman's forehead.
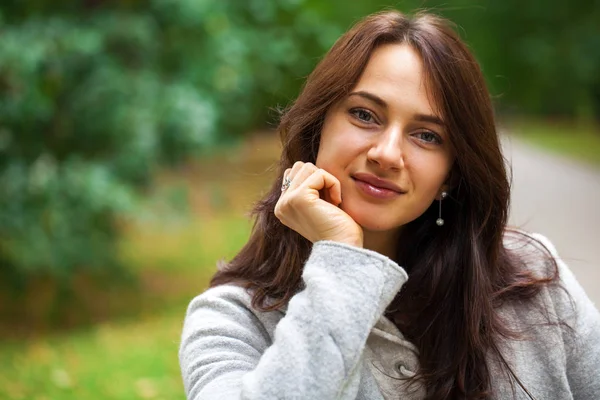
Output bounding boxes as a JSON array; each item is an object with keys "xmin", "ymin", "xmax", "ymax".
[{"xmin": 351, "ymin": 43, "xmax": 441, "ymax": 120}]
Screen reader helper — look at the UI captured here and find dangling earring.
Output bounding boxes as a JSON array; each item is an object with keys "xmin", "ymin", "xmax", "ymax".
[{"xmin": 436, "ymin": 191, "xmax": 448, "ymax": 226}]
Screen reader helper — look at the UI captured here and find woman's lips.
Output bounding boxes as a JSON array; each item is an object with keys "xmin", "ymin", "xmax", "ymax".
[{"xmin": 352, "ymin": 174, "xmax": 404, "ymax": 200}]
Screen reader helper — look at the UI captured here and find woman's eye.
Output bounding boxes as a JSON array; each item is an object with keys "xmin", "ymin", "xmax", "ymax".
[
  {"xmin": 415, "ymin": 131, "xmax": 442, "ymax": 144},
  {"xmin": 350, "ymin": 108, "xmax": 375, "ymax": 123}
]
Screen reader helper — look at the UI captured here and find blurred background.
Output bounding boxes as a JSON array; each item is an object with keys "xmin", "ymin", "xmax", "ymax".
[{"xmin": 0, "ymin": 0, "xmax": 599, "ymax": 399}]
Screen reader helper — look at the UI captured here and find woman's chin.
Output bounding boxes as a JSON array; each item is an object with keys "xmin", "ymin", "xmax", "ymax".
[
  {"xmin": 359, "ymin": 221, "xmax": 403, "ymax": 233},
  {"xmin": 343, "ymin": 208, "xmax": 403, "ymax": 233}
]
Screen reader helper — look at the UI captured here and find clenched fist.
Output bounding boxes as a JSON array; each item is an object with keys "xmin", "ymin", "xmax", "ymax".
[{"xmin": 274, "ymin": 162, "xmax": 363, "ymax": 247}]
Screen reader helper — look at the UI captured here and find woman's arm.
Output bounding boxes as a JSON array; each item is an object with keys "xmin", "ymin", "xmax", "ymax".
[
  {"xmin": 532, "ymin": 233, "xmax": 600, "ymax": 398},
  {"xmin": 179, "ymin": 241, "xmax": 407, "ymax": 400}
]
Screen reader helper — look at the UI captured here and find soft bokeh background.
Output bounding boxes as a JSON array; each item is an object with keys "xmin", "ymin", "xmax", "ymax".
[{"xmin": 1, "ymin": 1, "xmax": 599, "ymax": 399}]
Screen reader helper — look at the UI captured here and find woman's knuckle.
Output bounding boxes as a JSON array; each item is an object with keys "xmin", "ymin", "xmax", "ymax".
[
  {"xmin": 274, "ymin": 204, "xmax": 284, "ymax": 219},
  {"xmin": 289, "ymin": 195, "xmax": 303, "ymax": 207},
  {"xmin": 280, "ymin": 196, "xmax": 292, "ymax": 209}
]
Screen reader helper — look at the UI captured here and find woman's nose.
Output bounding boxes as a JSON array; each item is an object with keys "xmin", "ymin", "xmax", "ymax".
[{"xmin": 366, "ymin": 127, "xmax": 404, "ymax": 170}]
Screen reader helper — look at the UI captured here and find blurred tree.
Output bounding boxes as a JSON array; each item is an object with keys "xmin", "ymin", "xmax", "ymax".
[
  {"xmin": 1, "ymin": 0, "xmax": 598, "ymax": 284},
  {"xmin": 440, "ymin": 0, "xmax": 600, "ymax": 120},
  {"xmin": 0, "ymin": 0, "xmax": 385, "ymax": 282}
]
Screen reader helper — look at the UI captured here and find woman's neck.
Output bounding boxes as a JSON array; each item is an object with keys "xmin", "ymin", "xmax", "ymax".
[{"xmin": 362, "ymin": 228, "xmax": 401, "ymax": 260}]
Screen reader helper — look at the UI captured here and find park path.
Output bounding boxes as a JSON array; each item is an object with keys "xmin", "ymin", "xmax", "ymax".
[{"xmin": 502, "ymin": 135, "xmax": 600, "ymax": 306}]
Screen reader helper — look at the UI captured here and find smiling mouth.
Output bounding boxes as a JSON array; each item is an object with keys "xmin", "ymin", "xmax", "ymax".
[
  {"xmin": 351, "ymin": 176, "xmax": 405, "ymax": 200},
  {"xmin": 351, "ymin": 173, "xmax": 405, "ymax": 193}
]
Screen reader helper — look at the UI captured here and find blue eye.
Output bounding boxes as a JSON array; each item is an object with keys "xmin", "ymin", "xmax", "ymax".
[
  {"xmin": 350, "ymin": 108, "xmax": 375, "ymax": 123},
  {"xmin": 415, "ymin": 131, "xmax": 442, "ymax": 144}
]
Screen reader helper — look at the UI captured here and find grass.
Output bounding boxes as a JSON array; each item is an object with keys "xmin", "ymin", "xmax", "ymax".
[
  {"xmin": 0, "ymin": 133, "xmax": 280, "ymax": 400},
  {"xmin": 0, "ymin": 308, "xmax": 185, "ymax": 400},
  {"xmin": 504, "ymin": 118, "xmax": 600, "ymax": 167},
  {"xmin": 0, "ymin": 213, "xmax": 254, "ymax": 400}
]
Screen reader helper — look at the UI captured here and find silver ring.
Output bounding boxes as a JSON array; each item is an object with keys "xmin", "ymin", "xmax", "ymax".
[{"xmin": 281, "ymin": 176, "xmax": 292, "ymax": 192}]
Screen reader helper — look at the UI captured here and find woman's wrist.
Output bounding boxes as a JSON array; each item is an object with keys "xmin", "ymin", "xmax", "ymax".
[{"xmin": 327, "ymin": 230, "xmax": 364, "ymax": 248}]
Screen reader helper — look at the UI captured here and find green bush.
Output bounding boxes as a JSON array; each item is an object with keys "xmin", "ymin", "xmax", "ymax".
[
  {"xmin": 0, "ymin": 0, "xmax": 372, "ymax": 280},
  {"xmin": 1, "ymin": 0, "xmax": 598, "ymax": 283}
]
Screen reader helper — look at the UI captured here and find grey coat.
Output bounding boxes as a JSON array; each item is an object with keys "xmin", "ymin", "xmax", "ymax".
[{"xmin": 179, "ymin": 233, "xmax": 600, "ymax": 399}]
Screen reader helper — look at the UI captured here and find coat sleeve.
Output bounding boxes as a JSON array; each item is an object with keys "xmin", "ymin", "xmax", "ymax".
[
  {"xmin": 532, "ymin": 233, "xmax": 600, "ymax": 399},
  {"xmin": 179, "ymin": 240, "xmax": 408, "ymax": 400}
]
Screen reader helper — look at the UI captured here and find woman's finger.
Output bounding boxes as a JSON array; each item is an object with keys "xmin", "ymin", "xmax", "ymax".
[
  {"xmin": 283, "ymin": 168, "xmax": 292, "ymax": 180},
  {"xmin": 284, "ymin": 162, "xmax": 318, "ymax": 193},
  {"xmin": 281, "ymin": 162, "xmax": 306, "ymax": 192},
  {"xmin": 319, "ymin": 169, "xmax": 342, "ymax": 205},
  {"xmin": 288, "ymin": 161, "xmax": 305, "ymax": 179},
  {"xmin": 297, "ymin": 168, "xmax": 342, "ymax": 206},
  {"xmin": 281, "ymin": 168, "xmax": 293, "ymax": 191}
]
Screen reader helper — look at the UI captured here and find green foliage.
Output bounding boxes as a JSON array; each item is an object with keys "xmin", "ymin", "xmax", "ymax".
[
  {"xmin": 0, "ymin": 13, "xmax": 205, "ymax": 277},
  {"xmin": 1, "ymin": 0, "xmax": 599, "ymax": 281},
  {"xmin": 0, "ymin": 0, "xmax": 384, "ymax": 280},
  {"xmin": 438, "ymin": 0, "xmax": 600, "ymax": 119}
]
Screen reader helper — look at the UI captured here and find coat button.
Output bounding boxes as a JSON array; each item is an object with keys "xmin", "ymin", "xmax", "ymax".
[{"xmin": 395, "ymin": 362, "xmax": 416, "ymax": 378}]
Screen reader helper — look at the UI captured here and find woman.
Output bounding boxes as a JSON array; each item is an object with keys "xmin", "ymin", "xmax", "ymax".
[{"xmin": 179, "ymin": 10, "xmax": 600, "ymax": 400}]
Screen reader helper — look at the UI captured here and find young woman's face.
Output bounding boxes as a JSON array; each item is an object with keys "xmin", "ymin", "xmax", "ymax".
[{"xmin": 316, "ymin": 43, "xmax": 455, "ymax": 234}]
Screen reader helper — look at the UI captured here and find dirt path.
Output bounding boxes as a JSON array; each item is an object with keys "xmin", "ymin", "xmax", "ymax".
[{"xmin": 503, "ymin": 135, "xmax": 600, "ymax": 306}]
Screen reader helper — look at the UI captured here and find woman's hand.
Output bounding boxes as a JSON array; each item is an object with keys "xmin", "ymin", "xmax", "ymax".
[{"xmin": 275, "ymin": 162, "xmax": 363, "ymax": 247}]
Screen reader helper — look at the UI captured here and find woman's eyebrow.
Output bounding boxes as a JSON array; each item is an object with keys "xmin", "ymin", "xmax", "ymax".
[
  {"xmin": 349, "ymin": 91, "xmax": 445, "ymax": 127},
  {"xmin": 414, "ymin": 113, "xmax": 445, "ymax": 128},
  {"xmin": 348, "ymin": 91, "xmax": 387, "ymax": 108}
]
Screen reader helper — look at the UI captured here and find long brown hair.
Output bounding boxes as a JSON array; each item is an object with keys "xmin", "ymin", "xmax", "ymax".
[{"xmin": 211, "ymin": 10, "xmax": 558, "ymax": 399}]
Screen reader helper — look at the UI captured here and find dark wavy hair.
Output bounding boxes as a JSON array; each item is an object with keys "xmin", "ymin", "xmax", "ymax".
[{"xmin": 211, "ymin": 10, "xmax": 558, "ymax": 399}]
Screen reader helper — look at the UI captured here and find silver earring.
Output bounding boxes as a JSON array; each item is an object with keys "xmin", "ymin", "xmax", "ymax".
[{"xmin": 436, "ymin": 191, "xmax": 448, "ymax": 226}]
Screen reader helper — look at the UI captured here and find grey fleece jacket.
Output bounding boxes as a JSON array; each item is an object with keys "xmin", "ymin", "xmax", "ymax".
[{"xmin": 179, "ymin": 233, "xmax": 600, "ymax": 399}]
